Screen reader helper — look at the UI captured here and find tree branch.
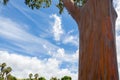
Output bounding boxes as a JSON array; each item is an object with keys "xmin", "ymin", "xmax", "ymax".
[{"xmin": 62, "ymin": 0, "xmax": 81, "ymax": 21}]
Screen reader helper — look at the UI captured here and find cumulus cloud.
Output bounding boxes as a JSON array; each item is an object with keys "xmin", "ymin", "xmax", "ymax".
[
  {"xmin": 52, "ymin": 48, "xmax": 78, "ymax": 62},
  {"xmin": 63, "ymin": 35, "xmax": 79, "ymax": 46},
  {"xmin": 0, "ymin": 51, "xmax": 78, "ymax": 80}
]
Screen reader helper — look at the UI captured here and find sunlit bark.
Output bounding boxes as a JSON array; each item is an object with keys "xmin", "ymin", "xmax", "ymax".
[{"xmin": 63, "ymin": 0, "xmax": 119, "ymax": 80}]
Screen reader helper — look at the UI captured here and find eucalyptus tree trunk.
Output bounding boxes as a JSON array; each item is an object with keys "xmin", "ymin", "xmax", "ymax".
[{"xmin": 63, "ymin": 0, "xmax": 119, "ymax": 80}]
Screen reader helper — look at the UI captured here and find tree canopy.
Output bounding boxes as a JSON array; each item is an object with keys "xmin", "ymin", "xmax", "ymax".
[{"xmin": 2, "ymin": 0, "xmax": 86, "ymax": 14}]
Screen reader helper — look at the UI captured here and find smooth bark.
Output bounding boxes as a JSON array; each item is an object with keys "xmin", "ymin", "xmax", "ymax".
[{"xmin": 63, "ymin": 0, "xmax": 119, "ymax": 80}]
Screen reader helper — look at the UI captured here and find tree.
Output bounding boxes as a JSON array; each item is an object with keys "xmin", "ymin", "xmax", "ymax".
[
  {"xmin": 6, "ymin": 74, "xmax": 17, "ymax": 80},
  {"xmin": 61, "ymin": 76, "xmax": 72, "ymax": 80},
  {"xmin": 5, "ymin": 67, "xmax": 12, "ymax": 75},
  {"xmin": 0, "ymin": 63, "xmax": 7, "ymax": 79},
  {"xmin": 29, "ymin": 73, "xmax": 33, "ymax": 80},
  {"xmin": 2, "ymin": 0, "xmax": 119, "ymax": 80},
  {"xmin": 34, "ymin": 73, "xmax": 39, "ymax": 80},
  {"xmin": 4, "ymin": 67, "xmax": 12, "ymax": 80},
  {"xmin": 0, "ymin": 0, "xmax": 8, "ymax": 5},
  {"xmin": 0, "ymin": 63, "xmax": 13, "ymax": 80},
  {"xmin": 0, "ymin": 63, "xmax": 6, "ymax": 72},
  {"xmin": 50, "ymin": 77, "xmax": 58, "ymax": 80},
  {"xmin": 38, "ymin": 77, "xmax": 46, "ymax": 80}
]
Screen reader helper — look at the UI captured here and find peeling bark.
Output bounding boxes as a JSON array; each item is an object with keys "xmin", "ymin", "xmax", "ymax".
[{"xmin": 63, "ymin": 0, "xmax": 119, "ymax": 80}]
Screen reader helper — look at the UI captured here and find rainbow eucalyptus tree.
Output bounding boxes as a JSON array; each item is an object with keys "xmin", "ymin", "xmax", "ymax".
[{"xmin": 2, "ymin": 0, "xmax": 119, "ymax": 80}]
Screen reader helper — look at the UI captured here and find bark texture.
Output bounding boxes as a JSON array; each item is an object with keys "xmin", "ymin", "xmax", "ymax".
[{"xmin": 63, "ymin": 0, "xmax": 119, "ymax": 80}]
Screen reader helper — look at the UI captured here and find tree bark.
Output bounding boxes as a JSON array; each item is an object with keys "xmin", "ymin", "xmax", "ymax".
[{"xmin": 63, "ymin": 0, "xmax": 119, "ymax": 80}]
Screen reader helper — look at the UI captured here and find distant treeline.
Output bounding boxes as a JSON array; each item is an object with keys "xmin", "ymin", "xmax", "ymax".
[{"xmin": 0, "ymin": 62, "xmax": 72, "ymax": 80}]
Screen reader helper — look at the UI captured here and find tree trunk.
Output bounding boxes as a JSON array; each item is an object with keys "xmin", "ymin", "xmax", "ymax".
[{"xmin": 63, "ymin": 0, "xmax": 119, "ymax": 80}]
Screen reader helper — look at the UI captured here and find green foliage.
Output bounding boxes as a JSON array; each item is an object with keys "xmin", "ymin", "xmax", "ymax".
[
  {"xmin": 0, "ymin": 62, "xmax": 6, "ymax": 71},
  {"xmin": 56, "ymin": 0, "xmax": 64, "ymax": 14},
  {"xmin": 50, "ymin": 77, "xmax": 58, "ymax": 80},
  {"xmin": 0, "ymin": 77, "xmax": 4, "ymax": 80},
  {"xmin": 0, "ymin": 63, "xmax": 13, "ymax": 80},
  {"xmin": 7, "ymin": 74, "xmax": 17, "ymax": 80},
  {"xmin": 0, "ymin": 62, "xmax": 73, "ymax": 80},
  {"xmin": 61, "ymin": 76, "xmax": 72, "ymax": 80},
  {"xmin": 38, "ymin": 77, "xmax": 46, "ymax": 80},
  {"xmin": 1, "ymin": 0, "xmax": 87, "ymax": 14},
  {"xmin": 34, "ymin": 73, "xmax": 39, "ymax": 80},
  {"xmin": 5, "ymin": 66, "xmax": 12, "ymax": 74},
  {"xmin": 0, "ymin": 0, "xmax": 9, "ymax": 5},
  {"xmin": 29, "ymin": 73, "xmax": 33, "ymax": 80},
  {"xmin": 24, "ymin": 0, "xmax": 86, "ymax": 14},
  {"xmin": 25, "ymin": 0, "xmax": 52, "ymax": 9}
]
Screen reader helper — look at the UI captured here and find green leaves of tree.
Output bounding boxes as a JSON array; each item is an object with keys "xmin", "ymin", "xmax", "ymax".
[
  {"xmin": 0, "ymin": 0, "xmax": 9, "ymax": 5},
  {"xmin": 25, "ymin": 0, "xmax": 52, "ymax": 9},
  {"xmin": 25, "ymin": 0, "xmax": 86, "ymax": 14},
  {"xmin": 2, "ymin": 0, "xmax": 86, "ymax": 14},
  {"xmin": 56, "ymin": 0, "xmax": 64, "ymax": 14}
]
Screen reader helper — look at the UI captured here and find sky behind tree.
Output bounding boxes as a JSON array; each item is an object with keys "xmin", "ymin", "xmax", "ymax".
[{"xmin": 0, "ymin": 0, "xmax": 120, "ymax": 80}]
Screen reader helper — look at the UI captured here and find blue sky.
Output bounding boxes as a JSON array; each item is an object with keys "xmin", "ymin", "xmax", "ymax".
[{"xmin": 0, "ymin": 0, "xmax": 120, "ymax": 80}]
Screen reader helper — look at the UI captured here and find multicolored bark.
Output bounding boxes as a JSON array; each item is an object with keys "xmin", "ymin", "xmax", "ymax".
[{"xmin": 63, "ymin": 0, "xmax": 119, "ymax": 80}]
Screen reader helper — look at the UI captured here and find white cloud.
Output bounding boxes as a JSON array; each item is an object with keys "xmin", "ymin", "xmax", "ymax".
[
  {"xmin": 0, "ymin": 17, "xmax": 59, "ymax": 55},
  {"xmin": 0, "ymin": 51, "xmax": 78, "ymax": 80},
  {"xmin": 117, "ymin": 35, "xmax": 120, "ymax": 76},
  {"xmin": 116, "ymin": 36, "xmax": 120, "ymax": 78},
  {"xmin": 50, "ymin": 14, "xmax": 64, "ymax": 41},
  {"xmin": 63, "ymin": 35, "xmax": 79, "ymax": 46},
  {"xmin": 117, "ymin": 36, "xmax": 120, "ymax": 55},
  {"xmin": 115, "ymin": 0, "xmax": 120, "ymax": 33},
  {"xmin": 115, "ymin": 0, "xmax": 120, "ymax": 78},
  {"xmin": 50, "ymin": 14, "xmax": 79, "ymax": 46},
  {"xmin": 0, "ymin": 16, "xmax": 78, "ymax": 79},
  {"xmin": 52, "ymin": 48, "xmax": 78, "ymax": 63}
]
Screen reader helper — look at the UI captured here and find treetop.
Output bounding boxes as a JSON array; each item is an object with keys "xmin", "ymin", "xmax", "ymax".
[{"xmin": 1, "ymin": 0, "xmax": 86, "ymax": 14}]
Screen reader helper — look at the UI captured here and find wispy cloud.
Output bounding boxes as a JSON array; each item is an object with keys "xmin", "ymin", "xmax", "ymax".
[
  {"xmin": 50, "ymin": 14, "xmax": 64, "ymax": 41},
  {"xmin": 0, "ymin": 17, "xmax": 59, "ymax": 56},
  {"xmin": 0, "ymin": 16, "xmax": 78, "ymax": 62}
]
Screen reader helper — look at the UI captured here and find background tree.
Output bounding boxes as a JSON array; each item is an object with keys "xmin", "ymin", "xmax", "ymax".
[
  {"xmin": 0, "ymin": 63, "xmax": 7, "ymax": 79},
  {"xmin": 38, "ymin": 77, "xmax": 46, "ymax": 80},
  {"xmin": 2, "ymin": 0, "xmax": 119, "ymax": 80},
  {"xmin": 3, "ymin": 67, "xmax": 12, "ymax": 80},
  {"xmin": 61, "ymin": 76, "xmax": 72, "ymax": 80},
  {"xmin": 0, "ymin": 0, "xmax": 8, "ymax": 5},
  {"xmin": 34, "ymin": 73, "xmax": 39, "ymax": 80},
  {"xmin": 6, "ymin": 74, "xmax": 17, "ymax": 80},
  {"xmin": 29, "ymin": 73, "xmax": 33, "ymax": 80},
  {"xmin": 50, "ymin": 77, "xmax": 58, "ymax": 80},
  {"xmin": 0, "ymin": 63, "xmax": 6, "ymax": 72},
  {"xmin": 0, "ymin": 63, "xmax": 13, "ymax": 80},
  {"xmin": 5, "ymin": 66, "xmax": 12, "ymax": 79},
  {"xmin": 5, "ymin": 67, "xmax": 12, "ymax": 75}
]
